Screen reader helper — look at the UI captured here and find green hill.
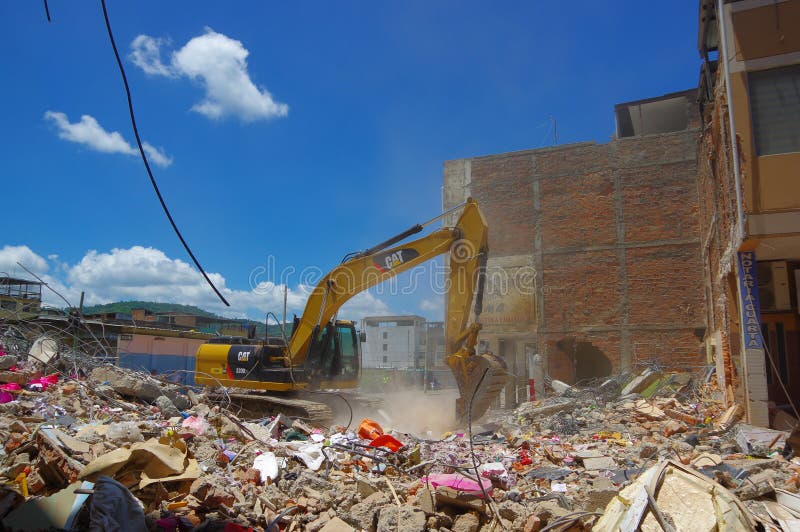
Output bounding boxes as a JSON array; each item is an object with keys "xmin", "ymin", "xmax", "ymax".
[
  {"xmin": 82, "ymin": 301, "xmax": 217, "ymax": 318},
  {"xmin": 81, "ymin": 300, "xmax": 293, "ymax": 337}
]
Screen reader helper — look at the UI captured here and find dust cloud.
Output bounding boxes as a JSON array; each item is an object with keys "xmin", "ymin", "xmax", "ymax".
[{"xmin": 345, "ymin": 389, "xmax": 461, "ymax": 437}]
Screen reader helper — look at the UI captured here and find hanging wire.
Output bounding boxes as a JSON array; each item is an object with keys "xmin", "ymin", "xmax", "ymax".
[{"xmin": 99, "ymin": 0, "xmax": 229, "ymax": 306}]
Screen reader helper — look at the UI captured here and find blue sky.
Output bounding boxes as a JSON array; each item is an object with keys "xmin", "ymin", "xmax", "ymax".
[{"xmin": 0, "ymin": 1, "xmax": 700, "ymax": 321}]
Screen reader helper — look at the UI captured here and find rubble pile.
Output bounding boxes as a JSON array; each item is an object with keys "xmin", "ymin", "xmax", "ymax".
[{"xmin": 0, "ymin": 336, "xmax": 799, "ymax": 530}]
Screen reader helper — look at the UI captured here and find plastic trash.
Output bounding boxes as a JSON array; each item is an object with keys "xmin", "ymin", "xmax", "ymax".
[
  {"xmin": 421, "ymin": 473, "xmax": 492, "ymax": 497},
  {"xmin": 368, "ymin": 434, "xmax": 403, "ymax": 452},
  {"xmin": 0, "ymin": 383, "xmax": 21, "ymax": 392},
  {"xmin": 293, "ymin": 443, "xmax": 325, "ymax": 471},
  {"xmin": 284, "ymin": 429, "xmax": 308, "ymax": 441},
  {"xmin": 181, "ymin": 416, "xmax": 211, "ymax": 436},
  {"xmin": 27, "ymin": 373, "xmax": 59, "ymax": 391},
  {"xmin": 357, "ymin": 418, "xmax": 383, "ymax": 441},
  {"xmin": 0, "ymin": 391, "xmax": 13, "ymax": 404},
  {"xmin": 253, "ymin": 452, "xmax": 281, "ymax": 481},
  {"xmin": 105, "ymin": 421, "xmax": 144, "ymax": 444},
  {"xmin": 478, "ymin": 462, "xmax": 508, "ymax": 479},
  {"xmin": 329, "ymin": 432, "xmax": 355, "ymax": 446}
]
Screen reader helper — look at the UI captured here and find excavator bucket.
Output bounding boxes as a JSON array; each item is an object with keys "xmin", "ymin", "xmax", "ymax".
[{"xmin": 452, "ymin": 352, "xmax": 508, "ymax": 425}]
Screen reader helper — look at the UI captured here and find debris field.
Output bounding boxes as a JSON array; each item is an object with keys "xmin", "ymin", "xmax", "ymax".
[{"xmin": 1, "ymin": 337, "xmax": 799, "ymax": 531}]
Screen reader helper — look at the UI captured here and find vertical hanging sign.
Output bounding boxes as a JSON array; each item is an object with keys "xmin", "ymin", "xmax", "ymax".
[{"xmin": 737, "ymin": 251, "xmax": 764, "ymax": 349}]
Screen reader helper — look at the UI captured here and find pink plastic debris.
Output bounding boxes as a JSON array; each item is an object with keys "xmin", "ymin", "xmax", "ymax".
[
  {"xmin": 27, "ymin": 373, "xmax": 59, "ymax": 391},
  {"xmin": 0, "ymin": 391, "xmax": 13, "ymax": 404},
  {"xmin": 421, "ymin": 473, "xmax": 493, "ymax": 497},
  {"xmin": 181, "ymin": 416, "xmax": 211, "ymax": 436},
  {"xmin": 0, "ymin": 383, "xmax": 21, "ymax": 392}
]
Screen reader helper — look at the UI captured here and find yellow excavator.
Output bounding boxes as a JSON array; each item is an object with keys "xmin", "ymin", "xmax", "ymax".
[{"xmin": 195, "ymin": 198, "xmax": 508, "ymax": 425}]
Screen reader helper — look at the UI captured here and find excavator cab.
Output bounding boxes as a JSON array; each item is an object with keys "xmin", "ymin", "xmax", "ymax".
[{"xmin": 305, "ymin": 320, "xmax": 360, "ymax": 388}]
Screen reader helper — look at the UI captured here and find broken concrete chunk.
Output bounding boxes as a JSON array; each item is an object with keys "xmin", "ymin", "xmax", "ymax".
[
  {"xmin": 451, "ymin": 512, "xmax": 480, "ymax": 532},
  {"xmin": 517, "ymin": 399, "xmax": 576, "ymax": 420},
  {"xmin": 376, "ymin": 506, "xmax": 426, "ymax": 532},
  {"xmin": 581, "ymin": 456, "xmax": 616, "ymax": 471},
  {"xmin": 343, "ymin": 492, "xmax": 389, "ymax": 531},
  {"xmin": 357, "ymin": 478, "xmax": 379, "ymax": 498},
  {"xmin": 319, "ymin": 517, "xmax": 356, "ymax": 532},
  {"xmin": 42, "ymin": 427, "xmax": 90, "ymax": 454},
  {"xmin": 155, "ymin": 396, "xmax": 180, "ymax": 418},
  {"xmin": 417, "ymin": 487, "xmax": 435, "ymax": 514},
  {"xmin": 621, "ymin": 369, "xmax": 662, "ymax": 396},
  {"xmin": 550, "ymin": 380, "xmax": 572, "ymax": 395},
  {"xmin": 633, "ymin": 399, "xmax": 666, "ymax": 420},
  {"xmin": 90, "ymin": 367, "xmax": 162, "ymax": 402},
  {"xmin": 734, "ymin": 424, "xmax": 787, "ymax": 456}
]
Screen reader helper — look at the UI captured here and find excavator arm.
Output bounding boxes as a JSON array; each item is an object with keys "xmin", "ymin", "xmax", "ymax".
[{"xmin": 288, "ymin": 198, "xmax": 507, "ymax": 422}]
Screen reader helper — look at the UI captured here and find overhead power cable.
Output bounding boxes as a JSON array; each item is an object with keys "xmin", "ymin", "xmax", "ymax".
[{"xmin": 99, "ymin": 0, "xmax": 230, "ymax": 306}]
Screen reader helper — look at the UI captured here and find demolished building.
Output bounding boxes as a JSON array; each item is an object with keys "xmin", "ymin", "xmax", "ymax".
[
  {"xmin": 697, "ymin": 0, "xmax": 800, "ymax": 429},
  {"xmin": 443, "ymin": 89, "xmax": 706, "ymax": 408}
]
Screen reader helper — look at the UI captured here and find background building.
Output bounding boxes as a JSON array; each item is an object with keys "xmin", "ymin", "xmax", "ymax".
[
  {"xmin": 361, "ymin": 315, "xmax": 426, "ymax": 369},
  {"xmin": 0, "ymin": 277, "xmax": 42, "ymax": 321},
  {"xmin": 443, "ymin": 89, "xmax": 706, "ymax": 405},
  {"xmin": 698, "ymin": 0, "xmax": 800, "ymax": 427}
]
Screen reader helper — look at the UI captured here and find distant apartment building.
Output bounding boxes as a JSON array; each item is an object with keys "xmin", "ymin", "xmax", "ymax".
[
  {"xmin": 361, "ymin": 315, "xmax": 427, "ymax": 369},
  {"xmin": 0, "ymin": 277, "xmax": 42, "ymax": 320},
  {"xmin": 424, "ymin": 321, "xmax": 446, "ymax": 368},
  {"xmin": 697, "ymin": 0, "xmax": 800, "ymax": 426},
  {"xmin": 129, "ymin": 308, "xmax": 252, "ymax": 336}
]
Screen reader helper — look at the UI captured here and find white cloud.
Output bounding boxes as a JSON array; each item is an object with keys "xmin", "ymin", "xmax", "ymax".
[
  {"xmin": 341, "ymin": 292, "xmax": 390, "ymax": 320},
  {"xmin": 44, "ymin": 111, "xmax": 173, "ymax": 167},
  {"xmin": 44, "ymin": 112, "xmax": 133, "ymax": 155},
  {"xmin": 141, "ymin": 142, "xmax": 173, "ymax": 167},
  {"xmin": 129, "ymin": 35, "xmax": 175, "ymax": 77},
  {"xmin": 0, "ymin": 245, "xmax": 81, "ymax": 307},
  {"xmin": 0, "ymin": 245, "xmax": 49, "ymax": 276},
  {"xmin": 29, "ymin": 245, "xmax": 387, "ymax": 320},
  {"xmin": 419, "ymin": 297, "xmax": 443, "ymax": 313},
  {"xmin": 1, "ymin": 244, "xmax": 394, "ymax": 321},
  {"xmin": 131, "ymin": 29, "xmax": 288, "ymax": 122}
]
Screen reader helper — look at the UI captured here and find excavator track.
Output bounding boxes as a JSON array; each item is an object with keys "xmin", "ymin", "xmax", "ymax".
[
  {"xmin": 218, "ymin": 390, "xmax": 335, "ymax": 426},
  {"xmin": 297, "ymin": 390, "xmax": 386, "ymax": 426},
  {"xmin": 455, "ymin": 353, "xmax": 509, "ymax": 425}
]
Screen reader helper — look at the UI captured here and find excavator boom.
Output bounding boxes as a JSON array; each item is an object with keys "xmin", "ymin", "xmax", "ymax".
[
  {"xmin": 288, "ymin": 198, "xmax": 507, "ymax": 423},
  {"xmin": 195, "ymin": 198, "xmax": 507, "ymax": 424}
]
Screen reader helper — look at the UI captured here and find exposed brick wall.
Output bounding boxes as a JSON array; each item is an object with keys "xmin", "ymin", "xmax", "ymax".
[
  {"xmin": 539, "ymin": 170, "xmax": 616, "ymax": 249},
  {"xmin": 542, "ymin": 249, "xmax": 621, "ymax": 328},
  {"xmin": 697, "ymin": 65, "xmax": 745, "ymax": 404},
  {"xmin": 629, "ymin": 329, "xmax": 704, "ymax": 370},
  {"xmin": 443, "ymin": 93, "xmax": 706, "ymax": 382},
  {"xmin": 620, "ymin": 161, "xmax": 699, "ymax": 243},
  {"xmin": 469, "ymin": 153, "xmax": 535, "ymax": 257},
  {"xmin": 626, "ymin": 245, "xmax": 705, "ymax": 327}
]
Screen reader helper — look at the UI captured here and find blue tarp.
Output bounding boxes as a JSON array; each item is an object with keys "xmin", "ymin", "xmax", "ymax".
[{"xmin": 118, "ymin": 353, "xmax": 196, "ymax": 385}]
